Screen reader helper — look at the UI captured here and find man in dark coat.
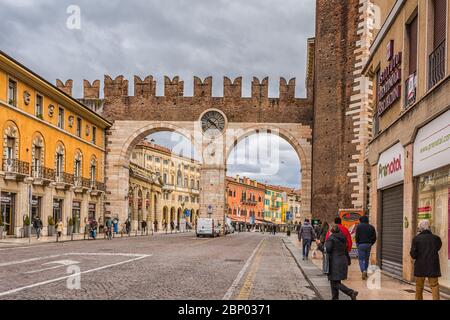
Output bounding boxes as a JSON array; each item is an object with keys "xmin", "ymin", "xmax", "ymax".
[
  {"xmin": 325, "ymin": 225, "xmax": 358, "ymax": 300},
  {"xmin": 298, "ymin": 219, "xmax": 316, "ymax": 260},
  {"xmin": 410, "ymin": 220, "xmax": 442, "ymax": 300},
  {"xmin": 355, "ymin": 215, "xmax": 377, "ymax": 280}
]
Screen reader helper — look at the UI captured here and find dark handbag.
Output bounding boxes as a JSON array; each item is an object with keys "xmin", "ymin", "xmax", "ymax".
[
  {"xmin": 317, "ymin": 241, "xmax": 324, "ymax": 252},
  {"xmin": 345, "ymin": 250, "xmax": 351, "ymax": 266}
]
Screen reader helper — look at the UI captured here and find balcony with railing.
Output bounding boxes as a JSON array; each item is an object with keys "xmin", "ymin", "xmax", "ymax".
[
  {"xmin": 55, "ymin": 172, "xmax": 74, "ymax": 189},
  {"xmin": 31, "ymin": 166, "xmax": 55, "ymax": 185},
  {"xmin": 2, "ymin": 158, "xmax": 30, "ymax": 180},
  {"xmin": 90, "ymin": 180, "xmax": 106, "ymax": 194},
  {"xmin": 428, "ymin": 40, "xmax": 446, "ymax": 89},
  {"xmin": 241, "ymin": 198, "xmax": 258, "ymax": 206}
]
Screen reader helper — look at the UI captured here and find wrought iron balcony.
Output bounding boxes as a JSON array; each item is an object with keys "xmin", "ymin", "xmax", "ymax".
[
  {"xmin": 241, "ymin": 199, "xmax": 257, "ymax": 206},
  {"xmin": 2, "ymin": 158, "xmax": 30, "ymax": 176},
  {"xmin": 55, "ymin": 172, "xmax": 74, "ymax": 185},
  {"xmin": 90, "ymin": 180, "xmax": 106, "ymax": 192},
  {"xmin": 428, "ymin": 40, "xmax": 446, "ymax": 89},
  {"xmin": 31, "ymin": 166, "xmax": 55, "ymax": 183}
]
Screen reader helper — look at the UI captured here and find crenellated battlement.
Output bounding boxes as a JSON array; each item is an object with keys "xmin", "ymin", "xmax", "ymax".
[{"xmin": 56, "ymin": 75, "xmax": 306, "ymax": 100}]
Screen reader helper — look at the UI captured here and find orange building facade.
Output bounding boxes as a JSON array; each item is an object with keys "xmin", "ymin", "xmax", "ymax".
[{"xmin": 226, "ymin": 176, "xmax": 265, "ymax": 228}]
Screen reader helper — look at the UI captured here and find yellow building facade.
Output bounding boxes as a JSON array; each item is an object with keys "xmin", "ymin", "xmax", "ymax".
[{"xmin": 0, "ymin": 51, "xmax": 111, "ymax": 237}]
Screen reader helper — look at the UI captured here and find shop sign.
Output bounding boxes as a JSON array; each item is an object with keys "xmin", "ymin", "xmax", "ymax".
[
  {"xmin": 377, "ymin": 142, "xmax": 405, "ymax": 189},
  {"xmin": 72, "ymin": 202, "xmax": 81, "ymax": 209},
  {"xmin": 1, "ymin": 196, "xmax": 11, "ymax": 204},
  {"xmin": 378, "ymin": 42, "xmax": 402, "ymax": 116},
  {"xmin": 417, "ymin": 206, "xmax": 432, "ymax": 220},
  {"xmin": 414, "ymin": 110, "xmax": 450, "ymax": 176}
]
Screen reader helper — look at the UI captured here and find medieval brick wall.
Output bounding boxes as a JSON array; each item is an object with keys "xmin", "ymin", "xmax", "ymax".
[
  {"xmin": 312, "ymin": 0, "xmax": 361, "ymax": 222},
  {"xmin": 93, "ymin": 76, "xmax": 314, "ymax": 125}
]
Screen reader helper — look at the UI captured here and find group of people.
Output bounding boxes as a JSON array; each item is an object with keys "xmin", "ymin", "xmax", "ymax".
[
  {"xmin": 297, "ymin": 216, "xmax": 443, "ymax": 300},
  {"xmin": 31, "ymin": 216, "xmax": 65, "ymax": 240}
]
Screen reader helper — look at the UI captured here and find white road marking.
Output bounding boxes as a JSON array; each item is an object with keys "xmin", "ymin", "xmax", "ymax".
[
  {"xmin": 24, "ymin": 260, "xmax": 80, "ymax": 274},
  {"xmin": 222, "ymin": 238, "xmax": 265, "ymax": 300},
  {"xmin": 0, "ymin": 253, "xmax": 151, "ymax": 298}
]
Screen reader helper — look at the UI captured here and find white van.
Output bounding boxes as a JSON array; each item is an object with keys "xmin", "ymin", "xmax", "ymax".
[{"xmin": 196, "ymin": 218, "xmax": 220, "ymax": 237}]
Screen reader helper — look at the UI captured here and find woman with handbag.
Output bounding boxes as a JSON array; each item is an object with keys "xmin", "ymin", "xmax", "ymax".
[{"xmin": 324, "ymin": 224, "xmax": 358, "ymax": 300}]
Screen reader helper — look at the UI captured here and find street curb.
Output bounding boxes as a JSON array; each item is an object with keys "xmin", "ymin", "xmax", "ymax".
[{"xmin": 282, "ymin": 237, "xmax": 342, "ymax": 300}]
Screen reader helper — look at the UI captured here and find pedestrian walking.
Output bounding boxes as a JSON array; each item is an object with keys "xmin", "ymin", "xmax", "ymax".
[
  {"xmin": 154, "ymin": 219, "xmax": 158, "ymax": 232},
  {"xmin": 410, "ymin": 220, "xmax": 442, "ymax": 300},
  {"xmin": 298, "ymin": 219, "xmax": 316, "ymax": 260},
  {"xmin": 56, "ymin": 219, "xmax": 64, "ymax": 238},
  {"xmin": 326, "ymin": 217, "xmax": 352, "ymax": 252},
  {"xmin": 125, "ymin": 218, "xmax": 131, "ymax": 235},
  {"xmin": 105, "ymin": 216, "xmax": 113, "ymax": 239},
  {"xmin": 170, "ymin": 220, "xmax": 175, "ymax": 233},
  {"xmin": 325, "ymin": 224, "xmax": 358, "ymax": 300},
  {"xmin": 355, "ymin": 215, "xmax": 377, "ymax": 280},
  {"xmin": 141, "ymin": 220, "xmax": 147, "ymax": 234},
  {"xmin": 32, "ymin": 216, "xmax": 43, "ymax": 240},
  {"xmin": 317, "ymin": 221, "xmax": 329, "ymax": 251}
]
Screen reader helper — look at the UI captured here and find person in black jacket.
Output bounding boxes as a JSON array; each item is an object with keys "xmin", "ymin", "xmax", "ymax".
[
  {"xmin": 355, "ymin": 215, "xmax": 377, "ymax": 280},
  {"xmin": 325, "ymin": 225, "xmax": 359, "ymax": 300},
  {"xmin": 410, "ymin": 220, "xmax": 442, "ymax": 300}
]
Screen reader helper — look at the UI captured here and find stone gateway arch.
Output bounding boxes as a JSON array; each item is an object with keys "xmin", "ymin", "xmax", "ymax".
[{"xmin": 61, "ymin": 74, "xmax": 314, "ymax": 232}]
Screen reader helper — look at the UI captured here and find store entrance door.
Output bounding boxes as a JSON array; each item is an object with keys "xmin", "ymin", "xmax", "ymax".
[
  {"xmin": 72, "ymin": 202, "xmax": 81, "ymax": 233},
  {"xmin": 1, "ymin": 192, "xmax": 16, "ymax": 236}
]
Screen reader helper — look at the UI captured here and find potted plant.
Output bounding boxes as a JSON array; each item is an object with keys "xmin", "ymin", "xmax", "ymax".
[
  {"xmin": 36, "ymin": 113, "xmax": 44, "ymax": 120},
  {"xmin": 67, "ymin": 218, "xmax": 74, "ymax": 235},
  {"xmin": 8, "ymin": 98, "xmax": 16, "ymax": 106},
  {"xmin": 47, "ymin": 216, "xmax": 55, "ymax": 236},
  {"xmin": 23, "ymin": 216, "xmax": 31, "ymax": 238}
]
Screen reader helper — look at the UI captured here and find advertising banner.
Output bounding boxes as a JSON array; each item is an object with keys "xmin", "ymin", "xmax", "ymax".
[{"xmin": 377, "ymin": 142, "xmax": 404, "ymax": 189}]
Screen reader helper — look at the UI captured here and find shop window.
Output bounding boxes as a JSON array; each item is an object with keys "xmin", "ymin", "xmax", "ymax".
[{"xmin": 417, "ymin": 166, "xmax": 450, "ymax": 289}]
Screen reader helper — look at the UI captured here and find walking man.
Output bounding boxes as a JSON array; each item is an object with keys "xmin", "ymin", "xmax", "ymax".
[
  {"xmin": 410, "ymin": 220, "xmax": 442, "ymax": 300},
  {"xmin": 33, "ymin": 216, "xmax": 43, "ymax": 240},
  {"xmin": 298, "ymin": 219, "xmax": 316, "ymax": 260},
  {"xmin": 355, "ymin": 215, "xmax": 377, "ymax": 280}
]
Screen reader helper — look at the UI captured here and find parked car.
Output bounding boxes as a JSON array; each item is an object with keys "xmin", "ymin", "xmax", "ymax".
[{"xmin": 196, "ymin": 218, "xmax": 220, "ymax": 238}]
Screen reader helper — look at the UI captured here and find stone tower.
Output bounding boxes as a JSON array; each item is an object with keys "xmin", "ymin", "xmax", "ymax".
[{"xmin": 312, "ymin": 0, "xmax": 374, "ymax": 222}]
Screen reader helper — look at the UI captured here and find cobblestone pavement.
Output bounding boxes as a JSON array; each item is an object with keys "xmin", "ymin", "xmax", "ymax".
[{"xmin": 0, "ymin": 232, "xmax": 318, "ymax": 300}]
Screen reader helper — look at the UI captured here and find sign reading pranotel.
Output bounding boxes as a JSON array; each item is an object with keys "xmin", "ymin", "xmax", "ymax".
[
  {"xmin": 377, "ymin": 142, "xmax": 405, "ymax": 189},
  {"xmin": 413, "ymin": 110, "xmax": 450, "ymax": 176}
]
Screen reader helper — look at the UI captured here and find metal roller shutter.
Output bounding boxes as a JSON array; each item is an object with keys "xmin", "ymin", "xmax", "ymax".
[{"xmin": 381, "ymin": 185, "xmax": 404, "ymax": 276}]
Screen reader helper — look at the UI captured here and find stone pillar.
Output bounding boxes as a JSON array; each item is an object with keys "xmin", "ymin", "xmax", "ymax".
[
  {"xmin": 81, "ymin": 192, "xmax": 89, "ymax": 231},
  {"xmin": 154, "ymin": 192, "xmax": 163, "ymax": 230},
  {"xmin": 132, "ymin": 188, "xmax": 139, "ymax": 231},
  {"xmin": 64, "ymin": 191, "xmax": 73, "ymax": 235},
  {"xmin": 42, "ymin": 185, "xmax": 53, "ymax": 235},
  {"xmin": 200, "ymin": 164, "xmax": 226, "ymax": 233},
  {"xmin": 402, "ymin": 143, "xmax": 415, "ymax": 282}
]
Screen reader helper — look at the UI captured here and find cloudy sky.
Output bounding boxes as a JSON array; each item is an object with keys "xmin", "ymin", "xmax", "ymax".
[{"xmin": 0, "ymin": 0, "xmax": 315, "ymax": 188}]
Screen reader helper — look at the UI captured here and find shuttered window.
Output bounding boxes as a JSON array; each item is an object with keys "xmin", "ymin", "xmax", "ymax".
[
  {"xmin": 408, "ymin": 15, "xmax": 418, "ymax": 75},
  {"xmin": 434, "ymin": 0, "xmax": 447, "ymax": 48}
]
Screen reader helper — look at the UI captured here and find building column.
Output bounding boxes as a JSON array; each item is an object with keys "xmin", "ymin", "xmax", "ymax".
[
  {"xmin": 63, "ymin": 190, "xmax": 73, "ymax": 235},
  {"xmin": 402, "ymin": 143, "xmax": 415, "ymax": 282},
  {"xmin": 42, "ymin": 185, "xmax": 53, "ymax": 236},
  {"xmin": 131, "ymin": 187, "xmax": 139, "ymax": 231}
]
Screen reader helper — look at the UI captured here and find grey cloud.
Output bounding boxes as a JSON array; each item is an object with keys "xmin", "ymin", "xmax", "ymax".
[{"xmin": 0, "ymin": 0, "xmax": 315, "ymax": 97}]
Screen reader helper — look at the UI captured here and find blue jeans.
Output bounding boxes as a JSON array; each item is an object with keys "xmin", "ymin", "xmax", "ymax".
[
  {"xmin": 302, "ymin": 239, "xmax": 312, "ymax": 257},
  {"xmin": 357, "ymin": 243, "xmax": 372, "ymax": 272}
]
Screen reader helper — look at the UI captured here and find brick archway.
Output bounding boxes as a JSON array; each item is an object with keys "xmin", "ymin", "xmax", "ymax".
[{"xmin": 74, "ymin": 74, "xmax": 313, "ymax": 232}]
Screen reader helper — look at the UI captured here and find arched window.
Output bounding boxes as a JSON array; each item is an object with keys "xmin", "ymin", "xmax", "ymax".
[
  {"xmin": 190, "ymin": 179, "xmax": 194, "ymax": 189},
  {"xmin": 3, "ymin": 122, "xmax": 19, "ymax": 164},
  {"xmin": 90, "ymin": 157, "xmax": 97, "ymax": 183},
  {"xmin": 163, "ymin": 173, "xmax": 168, "ymax": 184},
  {"xmin": 74, "ymin": 150, "xmax": 82, "ymax": 179},
  {"xmin": 31, "ymin": 133, "xmax": 45, "ymax": 178},
  {"xmin": 196, "ymin": 180, "xmax": 200, "ymax": 190},
  {"xmin": 177, "ymin": 170, "xmax": 182, "ymax": 186},
  {"xmin": 55, "ymin": 142, "xmax": 65, "ymax": 179},
  {"xmin": 184, "ymin": 177, "xmax": 188, "ymax": 188}
]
